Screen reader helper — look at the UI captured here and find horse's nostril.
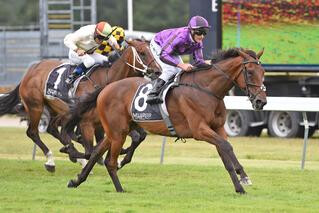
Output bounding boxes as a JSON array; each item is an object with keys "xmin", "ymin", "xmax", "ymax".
[{"xmin": 256, "ymin": 99, "xmax": 262, "ymax": 105}]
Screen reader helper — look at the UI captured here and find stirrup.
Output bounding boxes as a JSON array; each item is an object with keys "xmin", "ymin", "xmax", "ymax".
[{"xmin": 146, "ymin": 96, "xmax": 163, "ymax": 104}]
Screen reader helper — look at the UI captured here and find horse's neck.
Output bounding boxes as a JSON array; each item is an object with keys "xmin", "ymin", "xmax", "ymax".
[
  {"xmin": 112, "ymin": 46, "xmax": 144, "ymax": 80},
  {"xmin": 185, "ymin": 57, "xmax": 242, "ymax": 99},
  {"xmin": 90, "ymin": 67, "xmax": 109, "ymax": 86},
  {"xmin": 106, "ymin": 49, "xmax": 134, "ymax": 82}
]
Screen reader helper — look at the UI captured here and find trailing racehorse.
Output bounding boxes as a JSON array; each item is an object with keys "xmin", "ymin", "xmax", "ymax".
[
  {"xmin": 67, "ymin": 48, "xmax": 267, "ymax": 194},
  {"xmin": 0, "ymin": 39, "xmax": 160, "ymax": 172}
]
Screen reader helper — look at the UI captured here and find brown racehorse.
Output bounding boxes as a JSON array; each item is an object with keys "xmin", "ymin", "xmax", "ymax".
[
  {"xmin": 67, "ymin": 48, "xmax": 267, "ymax": 194},
  {"xmin": 0, "ymin": 39, "xmax": 160, "ymax": 172}
]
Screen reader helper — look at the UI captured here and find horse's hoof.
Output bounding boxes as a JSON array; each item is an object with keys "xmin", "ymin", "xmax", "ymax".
[
  {"xmin": 236, "ymin": 189, "xmax": 246, "ymax": 194},
  {"xmin": 67, "ymin": 180, "xmax": 77, "ymax": 188},
  {"xmin": 59, "ymin": 145, "xmax": 69, "ymax": 154},
  {"xmin": 69, "ymin": 156, "xmax": 77, "ymax": 163},
  {"xmin": 44, "ymin": 164, "xmax": 55, "ymax": 173},
  {"xmin": 236, "ymin": 187, "xmax": 246, "ymax": 194},
  {"xmin": 97, "ymin": 157, "xmax": 104, "ymax": 165},
  {"xmin": 240, "ymin": 177, "xmax": 252, "ymax": 186}
]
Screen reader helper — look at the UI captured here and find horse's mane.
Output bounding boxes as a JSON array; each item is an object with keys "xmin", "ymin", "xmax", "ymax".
[{"xmin": 210, "ymin": 48, "xmax": 257, "ymax": 63}]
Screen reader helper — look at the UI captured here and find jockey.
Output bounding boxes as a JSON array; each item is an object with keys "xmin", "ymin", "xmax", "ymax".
[
  {"xmin": 146, "ymin": 15, "xmax": 211, "ymax": 104},
  {"xmin": 64, "ymin": 21, "xmax": 120, "ymax": 85},
  {"xmin": 95, "ymin": 26, "xmax": 126, "ymax": 57}
]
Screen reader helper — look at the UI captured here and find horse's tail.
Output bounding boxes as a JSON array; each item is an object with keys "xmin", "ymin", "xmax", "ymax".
[
  {"xmin": 0, "ymin": 84, "xmax": 21, "ymax": 116},
  {"xmin": 65, "ymin": 87, "xmax": 103, "ymax": 134}
]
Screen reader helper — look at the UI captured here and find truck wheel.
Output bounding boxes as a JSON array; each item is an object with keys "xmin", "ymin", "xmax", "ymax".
[
  {"xmin": 268, "ymin": 111, "xmax": 301, "ymax": 138},
  {"xmin": 224, "ymin": 110, "xmax": 252, "ymax": 137}
]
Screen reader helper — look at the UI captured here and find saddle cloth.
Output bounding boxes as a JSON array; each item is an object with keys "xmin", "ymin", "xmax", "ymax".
[
  {"xmin": 44, "ymin": 63, "xmax": 100, "ymax": 102},
  {"xmin": 44, "ymin": 63, "xmax": 74, "ymax": 102},
  {"xmin": 130, "ymin": 82, "xmax": 174, "ymax": 122}
]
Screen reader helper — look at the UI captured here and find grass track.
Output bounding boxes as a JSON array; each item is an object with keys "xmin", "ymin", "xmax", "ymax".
[
  {"xmin": 0, "ymin": 127, "xmax": 319, "ymax": 212},
  {"xmin": 1, "ymin": 160, "xmax": 319, "ymax": 213}
]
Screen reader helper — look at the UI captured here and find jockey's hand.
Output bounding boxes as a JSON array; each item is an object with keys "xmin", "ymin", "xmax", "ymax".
[
  {"xmin": 178, "ymin": 63, "xmax": 193, "ymax": 71},
  {"xmin": 76, "ymin": 48, "xmax": 86, "ymax": 56}
]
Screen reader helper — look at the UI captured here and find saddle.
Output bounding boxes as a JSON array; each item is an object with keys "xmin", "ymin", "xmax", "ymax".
[
  {"xmin": 156, "ymin": 64, "xmax": 214, "ymax": 102},
  {"xmin": 44, "ymin": 63, "xmax": 110, "ymax": 102}
]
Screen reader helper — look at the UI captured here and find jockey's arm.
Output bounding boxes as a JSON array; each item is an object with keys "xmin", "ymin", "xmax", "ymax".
[
  {"xmin": 64, "ymin": 26, "xmax": 91, "ymax": 52},
  {"xmin": 193, "ymin": 48, "xmax": 207, "ymax": 65},
  {"xmin": 108, "ymin": 35, "xmax": 120, "ymax": 51},
  {"xmin": 160, "ymin": 36, "xmax": 186, "ymax": 67}
]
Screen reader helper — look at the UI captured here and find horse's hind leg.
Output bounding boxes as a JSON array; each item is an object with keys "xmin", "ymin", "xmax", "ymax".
[
  {"xmin": 216, "ymin": 127, "xmax": 252, "ymax": 186},
  {"xmin": 25, "ymin": 106, "xmax": 55, "ymax": 172},
  {"xmin": 94, "ymin": 126, "xmax": 105, "ymax": 165},
  {"xmin": 119, "ymin": 127, "xmax": 147, "ymax": 169},
  {"xmin": 104, "ymin": 135, "xmax": 127, "ymax": 192}
]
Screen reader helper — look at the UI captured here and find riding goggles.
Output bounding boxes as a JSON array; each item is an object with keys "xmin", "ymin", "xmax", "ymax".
[
  {"xmin": 95, "ymin": 27, "xmax": 118, "ymax": 41},
  {"xmin": 193, "ymin": 28, "xmax": 208, "ymax": 36}
]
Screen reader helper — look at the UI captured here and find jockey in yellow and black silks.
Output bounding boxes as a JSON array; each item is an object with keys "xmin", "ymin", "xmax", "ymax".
[{"xmin": 95, "ymin": 26, "xmax": 125, "ymax": 57}]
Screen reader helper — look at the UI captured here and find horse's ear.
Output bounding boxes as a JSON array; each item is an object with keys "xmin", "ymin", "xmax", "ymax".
[
  {"xmin": 238, "ymin": 50, "xmax": 250, "ymax": 60},
  {"xmin": 256, "ymin": 48, "xmax": 264, "ymax": 59}
]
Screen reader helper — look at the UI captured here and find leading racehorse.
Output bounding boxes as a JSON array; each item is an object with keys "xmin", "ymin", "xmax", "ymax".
[
  {"xmin": 0, "ymin": 39, "xmax": 160, "ymax": 172},
  {"xmin": 67, "ymin": 47, "xmax": 267, "ymax": 194}
]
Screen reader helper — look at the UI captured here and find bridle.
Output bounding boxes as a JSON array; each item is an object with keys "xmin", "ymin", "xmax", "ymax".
[
  {"xmin": 241, "ymin": 60, "xmax": 266, "ymax": 102},
  {"xmin": 124, "ymin": 45, "xmax": 160, "ymax": 79}
]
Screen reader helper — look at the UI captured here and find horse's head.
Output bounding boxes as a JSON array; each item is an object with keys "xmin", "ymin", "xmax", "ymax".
[
  {"xmin": 235, "ymin": 48, "xmax": 267, "ymax": 110},
  {"xmin": 126, "ymin": 39, "xmax": 162, "ymax": 80}
]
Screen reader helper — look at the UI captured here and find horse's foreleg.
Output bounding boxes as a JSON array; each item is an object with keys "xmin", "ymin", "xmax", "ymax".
[
  {"xmin": 78, "ymin": 122, "xmax": 95, "ymax": 160},
  {"xmin": 215, "ymin": 127, "xmax": 252, "ymax": 186},
  {"xmin": 68, "ymin": 137, "xmax": 109, "ymax": 188},
  {"xmin": 120, "ymin": 129, "xmax": 140, "ymax": 155},
  {"xmin": 59, "ymin": 121, "xmax": 87, "ymax": 160},
  {"xmin": 119, "ymin": 127, "xmax": 147, "ymax": 169},
  {"xmin": 191, "ymin": 122, "xmax": 245, "ymax": 194}
]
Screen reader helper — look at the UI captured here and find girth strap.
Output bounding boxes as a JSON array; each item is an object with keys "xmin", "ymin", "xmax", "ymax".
[{"xmin": 158, "ymin": 102, "xmax": 177, "ymax": 136}]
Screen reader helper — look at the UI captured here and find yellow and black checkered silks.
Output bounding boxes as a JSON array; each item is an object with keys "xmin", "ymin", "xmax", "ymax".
[{"xmin": 95, "ymin": 26, "xmax": 125, "ymax": 56}]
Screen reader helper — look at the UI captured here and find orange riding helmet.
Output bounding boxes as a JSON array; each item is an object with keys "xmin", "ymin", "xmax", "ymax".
[{"xmin": 95, "ymin": 21, "xmax": 113, "ymax": 40}]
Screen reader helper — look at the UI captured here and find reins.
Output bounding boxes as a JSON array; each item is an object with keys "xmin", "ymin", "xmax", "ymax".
[
  {"xmin": 175, "ymin": 57, "xmax": 265, "ymax": 101},
  {"xmin": 123, "ymin": 45, "xmax": 158, "ymax": 79}
]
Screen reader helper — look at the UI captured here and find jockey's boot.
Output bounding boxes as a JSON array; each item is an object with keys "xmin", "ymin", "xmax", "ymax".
[
  {"xmin": 146, "ymin": 78, "xmax": 166, "ymax": 104},
  {"xmin": 65, "ymin": 63, "xmax": 86, "ymax": 85}
]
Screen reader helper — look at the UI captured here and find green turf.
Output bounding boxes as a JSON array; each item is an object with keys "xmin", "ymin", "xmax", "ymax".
[
  {"xmin": 223, "ymin": 23, "xmax": 319, "ymax": 64},
  {"xmin": 0, "ymin": 127, "xmax": 319, "ymax": 212},
  {"xmin": 0, "ymin": 159, "xmax": 319, "ymax": 213}
]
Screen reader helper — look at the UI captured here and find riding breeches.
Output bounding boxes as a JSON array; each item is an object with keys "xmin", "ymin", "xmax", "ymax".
[
  {"xmin": 150, "ymin": 38, "xmax": 182, "ymax": 82},
  {"xmin": 68, "ymin": 49, "xmax": 109, "ymax": 68}
]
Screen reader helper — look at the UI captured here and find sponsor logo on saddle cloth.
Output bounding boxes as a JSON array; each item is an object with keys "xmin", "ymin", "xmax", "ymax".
[{"xmin": 131, "ymin": 82, "xmax": 173, "ymax": 122}]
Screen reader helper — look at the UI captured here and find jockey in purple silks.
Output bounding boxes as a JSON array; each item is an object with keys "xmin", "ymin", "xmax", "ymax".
[{"xmin": 146, "ymin": 15, "xmax": 211, "ymax": 104}]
